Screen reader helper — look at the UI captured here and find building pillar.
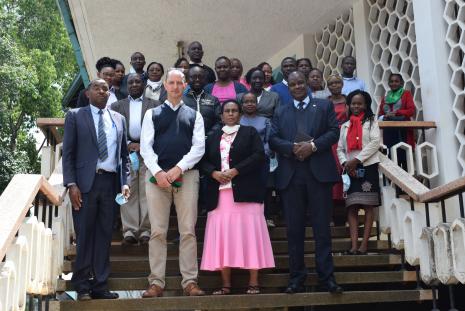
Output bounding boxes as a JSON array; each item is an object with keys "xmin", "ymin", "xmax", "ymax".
[
  {"xmin": 353, "ymin": 0, "xmax": 375, "ymax": 95},
  {"xmin": 412, "ymin": 0, "xmax": 461, "ymax": 185}
]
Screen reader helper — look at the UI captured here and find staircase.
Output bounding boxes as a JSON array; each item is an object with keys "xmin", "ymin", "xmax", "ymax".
[{"xmin": 49, "ymin": 215, "xmax": 432, "ymax": 311}]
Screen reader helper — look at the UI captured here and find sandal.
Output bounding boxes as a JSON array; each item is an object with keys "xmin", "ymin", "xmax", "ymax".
[
  {"xmin": 212, "ymin": 287, "xmax": 231, "ymax": 295},
  {"xmin": 246, "ymin": 285, "xmax": 261, "ymax": 295}
]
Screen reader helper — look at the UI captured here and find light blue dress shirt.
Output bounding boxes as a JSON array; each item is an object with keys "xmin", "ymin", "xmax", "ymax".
[
  {"xmin": 90, "ymin": 104, "xmax": 118, "ymax": 172},
  {"xmin": 341, "ymin": 76, "xmax": 366, "ymax": 95}
]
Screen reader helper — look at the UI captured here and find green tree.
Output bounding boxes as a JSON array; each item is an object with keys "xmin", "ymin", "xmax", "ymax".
[{"xmin": 0, "ymin": 0, "xmax": 77, "ymax": 192}]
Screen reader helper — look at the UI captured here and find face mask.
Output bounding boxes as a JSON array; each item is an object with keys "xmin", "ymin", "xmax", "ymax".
[
  {"xmin": 342, "ymin": 171, "xmax": 351, "ymax": 198},
  {"xmin": 129, "ymin": 152, "xmax": 139, "ymax": 171}
]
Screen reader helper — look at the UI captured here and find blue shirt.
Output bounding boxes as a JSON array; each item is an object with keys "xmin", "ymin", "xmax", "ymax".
[
  {"xmin": 342, "ymin": 76, "xmax": 366, "ymax": 95},
  {"xmin": 90, "ymin": 104, "xmax": 118, "ymax": 172}
]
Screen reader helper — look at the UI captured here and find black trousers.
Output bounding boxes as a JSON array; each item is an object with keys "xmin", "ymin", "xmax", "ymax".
[
  {"xmin": 280, "ymin": 163, "xmax": 335, "ymax": 287},
  {"xmin": 71, "ymin": 172, "xmax": 117, "ymax": 294}
]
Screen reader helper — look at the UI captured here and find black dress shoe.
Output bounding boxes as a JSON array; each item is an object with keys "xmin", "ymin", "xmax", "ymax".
[
  {"xmin": 320, "ymin": 279, "xmax": 343, "ymax": 294},
  {"xmin": 91, "ymin": 290, "xmax": 119, "ymax": 299},
  {"xmin": 284, "ymin": 284, "xmax": 305, "ymax": 294},
  {"xmin": 122, "ymin": 236, "xmax": 138, "ymax": 245},
  {"xmin": 77, "ymin": 292, "xmax": 92, "ymax": 301}
]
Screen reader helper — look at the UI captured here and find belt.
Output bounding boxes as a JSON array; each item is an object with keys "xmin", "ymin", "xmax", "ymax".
[{"xmin": 96, "ymin": 169, "xmax": 116, "ymax": 175}]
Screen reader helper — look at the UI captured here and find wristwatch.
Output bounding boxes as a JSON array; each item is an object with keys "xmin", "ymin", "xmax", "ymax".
[{"xmin": 310, "ymin": 142, "xmax": 317, "ymax": 152}]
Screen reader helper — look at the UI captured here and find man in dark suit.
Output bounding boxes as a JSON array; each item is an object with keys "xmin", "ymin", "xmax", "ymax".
[
  {"xmin": 62, "ymin": 78, "xmax": 130, "ymax": 300},
  {"xmin": 269, "ymin": 71, "xmax": 343, "ymax": 294},
  {"xmin": 111, "ymin": 73, "xmax": 160, "ymax": 245}
]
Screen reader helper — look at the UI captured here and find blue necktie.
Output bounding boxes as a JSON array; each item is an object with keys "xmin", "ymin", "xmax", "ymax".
[
  {"xmin": 298, "ymin": 102, "xmax": 305, "ymax": 110},
  {"xmin": 97, "ymin": 110, "xmax": 108, "ymax": 161}
]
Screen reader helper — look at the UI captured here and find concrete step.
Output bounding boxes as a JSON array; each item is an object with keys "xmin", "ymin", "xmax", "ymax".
[
  {"xmin": 49, "ymin": 289, "xmax": 432, "ymax": 310},
  {"xmin": 57, "ymin": 270, "xmax": 417, "ymax": 291},
  {"xmin": 112, "ymin": 226, "xmax": 378, "ymax": 242},
  {"xmin": 68, "ymin": 240, "xmax": 388, "ymax": 257},
  {"xmin": 63, "ymin": 254, "xmax": 402, "ymax": 274}
]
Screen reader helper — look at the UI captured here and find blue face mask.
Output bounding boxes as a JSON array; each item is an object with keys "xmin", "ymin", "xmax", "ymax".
[
  {"xmin": 115, "ymin": 193, "xmax": 128, "ymax": 205},
  {"xmin": 342, "ymin": 172, "xmax": 351, "ymax": 197},
  {"xmin": 129, "ymin": 152, "xmax": 139, "ymax": 171}
]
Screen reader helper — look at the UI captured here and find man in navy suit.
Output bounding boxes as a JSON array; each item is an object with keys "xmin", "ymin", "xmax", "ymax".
[
  {"xmin": 62, "ymin": 78, "xmax": 130, "ymax": 300},
  {"xmin": 270, "ymin": 71, "xmax": 343, "ymax": 294}
]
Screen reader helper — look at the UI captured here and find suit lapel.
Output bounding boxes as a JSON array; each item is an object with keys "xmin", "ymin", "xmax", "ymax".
[
  {"xmin": 306, "ymin": 99, "xmax": 318, "ymax": 137},
  {"xmin": 122, "ymin": 99, "xmax": 130, "ymax": 122},
  {"xmin": 109, "ymin": 110, "xmax": 123, "ymax": 162},
  {"xmin": 83, "ymin": 105, "xmax": 97, "ymax": 146},
  {"xmin": 141, "ymin": 98, "xmax": 150, "ymax": 124}
]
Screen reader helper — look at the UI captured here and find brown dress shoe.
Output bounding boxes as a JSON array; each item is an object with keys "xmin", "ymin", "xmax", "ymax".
[
  {"xmin": 184, "ymin": 282, "xmax": 205, "ymax": 296},
  {"xmin": 142, "ymin": 284, "xmax": 163, "ymax": 298}
]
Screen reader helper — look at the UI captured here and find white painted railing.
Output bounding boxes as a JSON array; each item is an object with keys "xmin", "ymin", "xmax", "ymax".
[
  {"xmin": 378, "ymin": 153, "xmax": 465, "ymax": 287},
  {"xmin": 0, "ymin": 118, "xmax": 72, "ymax": 311}
]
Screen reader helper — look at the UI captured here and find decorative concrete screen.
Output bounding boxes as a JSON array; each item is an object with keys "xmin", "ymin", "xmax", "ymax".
[
  {"xmin": 443, "ymin": 0, "xmax": 465, "ymax": 172},
  {"xmin": 314, "ymin": 9, "xmax": 355, "ymax": 79},
  {"xmin": 366, "ymin": 0, "xmax": 422, "ymax": 120}
]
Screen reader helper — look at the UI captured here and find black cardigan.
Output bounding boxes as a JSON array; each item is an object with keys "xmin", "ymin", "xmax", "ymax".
[{"xmin": 200, "ymin": 125, "xmax": 266, "ymax": 211}]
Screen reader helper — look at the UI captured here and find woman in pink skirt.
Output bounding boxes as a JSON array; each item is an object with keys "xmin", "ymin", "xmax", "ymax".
[{"xmin": 200, "ymin": 100, "xmax": 275, "ymax": 295}]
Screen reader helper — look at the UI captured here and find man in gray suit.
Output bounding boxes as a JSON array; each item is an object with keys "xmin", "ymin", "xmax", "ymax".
[
  {"xmin": 111, "ymin": 73, "xmax": 160, "ymax": 245},
  {"xmin": 62, "ymin": 78, "xmax": 130, "ymax": 300}
]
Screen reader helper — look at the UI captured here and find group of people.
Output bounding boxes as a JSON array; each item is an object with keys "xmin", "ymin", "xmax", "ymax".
[{"xmin": 62, "ymin": 41, "xmax": 416, "ymax": 300}]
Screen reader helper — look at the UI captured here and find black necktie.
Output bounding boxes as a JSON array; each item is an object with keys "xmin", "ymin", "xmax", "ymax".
[{"xmin": 298, "ymin": 102, "xmax": 305, "ymax": 110}]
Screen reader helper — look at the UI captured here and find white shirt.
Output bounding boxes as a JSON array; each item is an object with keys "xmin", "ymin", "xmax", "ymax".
[
  {"xmin": 282, "ymin": 79, "xmax": 288, "ymax": 86},
  {"xmin": 106, "ymin": 87, "xmax": 118, "ymax": 107},
  {"xmin": 293, "ymin": 96, "xmax": 310, "ymax": 109},
  {"xmin": 140, "ymin": 100, "xmax": 205, "ymax": 176},
  {"xmin": 128, "ymin": 95, "xmax": 143, "ymax": 141},
  {"xmin": 90, "ymin": 104, "xmax": 118, "ymax": 172}
]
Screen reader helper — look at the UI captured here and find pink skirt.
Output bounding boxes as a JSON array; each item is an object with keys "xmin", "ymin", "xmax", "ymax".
[{"xmin": 200, "ymin": 188, "xmax": 275, "ymax": 271}]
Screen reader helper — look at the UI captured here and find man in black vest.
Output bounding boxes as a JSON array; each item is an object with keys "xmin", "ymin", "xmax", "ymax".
[
  {"xmin": 270, "ymin": 71, "xmax": 343, "ymax": 294},
  {"xmin": 140, "ymin": 69, "xmax": 206, "ymax": 298}
]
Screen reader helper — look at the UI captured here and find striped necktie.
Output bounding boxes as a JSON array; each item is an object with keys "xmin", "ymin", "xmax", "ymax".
[{"xmin": 97, "ymin": 110, "xmax": 108, "ymax": 161}]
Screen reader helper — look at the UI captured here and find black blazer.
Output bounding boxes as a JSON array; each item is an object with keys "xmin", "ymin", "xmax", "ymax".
[
  {"xmin": 201, "ymin": 126, "xmax": 265, "ymax": 211},
  {"xmin": 269, "ymin": 98, "xmax": 340, "ymax": 190}
]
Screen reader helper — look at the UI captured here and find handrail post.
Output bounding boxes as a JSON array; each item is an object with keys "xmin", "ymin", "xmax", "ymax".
[
  {"xmin": 431, "ymin": 286, "xmax": 440, "ymax": 311},
  {"xmin": 448, "ymin": 285, "xmax": 458, "ymax": 311},
  {"xmin": 458, "ymin": 193, "xmax": 464, "ymax": 218},
  {"xmin": 425, "ymin": 203, "xmax": 431, "ymax": 227},
  {"xmin": 441, "ymin": 200, "xmax": 447, "ymax": 223}
]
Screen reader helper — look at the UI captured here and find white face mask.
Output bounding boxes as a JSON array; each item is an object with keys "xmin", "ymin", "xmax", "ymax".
[{"xmin": 342, "ymin": 172, "xmax": 351, "ymax": 197}]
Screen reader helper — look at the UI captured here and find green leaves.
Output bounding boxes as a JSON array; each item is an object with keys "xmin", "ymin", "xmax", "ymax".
[{"xmin": 0, "ymin": 0, "xmax": 77, "ymax": 192}]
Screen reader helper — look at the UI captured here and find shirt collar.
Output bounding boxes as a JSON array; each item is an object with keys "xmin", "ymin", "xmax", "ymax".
[
  {"xmin": 129, "ymin": 95, "xmax": 143, "ymax": 102},
  {"xmin": 343, "ymin": 76, "xmax": 357, "ymax": 81},
  {"xmin": 189, "ymin": 60, "xmax": 204, "ymax": 66},
  {"xmin": 188, "ymin": 88, "xmax": 204, "ymax": 97},
  {"xmin": 282, "ymin": 79, "xmax": 288, "ymax": 86},
  {"xmin": 165, "ymin": 99, "xmax": 184, "ymax": 111},
  {"xmin": 90, "ymin": 103, "xmax": 107, "ymax": 114},
  {"xmin": 293, "ymin": 96, "xmax": 310, "ymax": 109}
]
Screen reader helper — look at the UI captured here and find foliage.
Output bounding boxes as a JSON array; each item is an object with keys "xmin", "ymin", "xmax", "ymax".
[{"xmin": 0, "ymin": 0, "xmax": 77, "ymax": 192}]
